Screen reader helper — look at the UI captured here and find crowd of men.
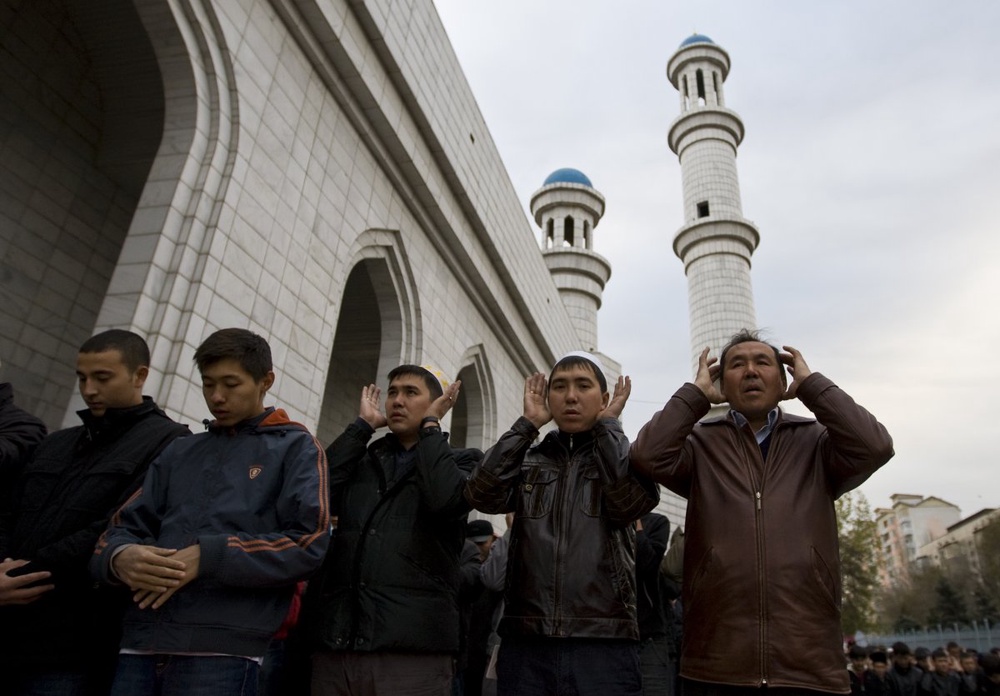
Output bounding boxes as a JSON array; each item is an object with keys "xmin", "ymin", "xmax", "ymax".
[
  {"xmin": 0, "ymin": 326, "xmax": 896, "ymax": 696},
  {"xmin": 847, "ymin": 641, "xmax": 1000, "ymax": 696}
]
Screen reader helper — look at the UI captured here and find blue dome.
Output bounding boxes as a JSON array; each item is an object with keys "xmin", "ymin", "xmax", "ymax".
[
  {"xmin": 543, "ymin": 168, "xmax": 593, "ymax": 187},
  {"xmin": 679, "ymin": 33, "xmax": 714, "ymax": 48}
]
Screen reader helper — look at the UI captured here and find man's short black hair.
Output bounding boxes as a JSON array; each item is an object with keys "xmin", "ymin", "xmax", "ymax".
[
  {"xmin": 869, "ymin": 650, "xmax": 888, "ymax": 665},
  {"xmin": 719, "ymin": 328, "xmax": 786, "ymax": 387},
  {"xmin": 387, "ymin": 365, "xmax": 443, "ymax": 401},
  {"xmin": 193, "ymin": 328, "xmax": 272, "ymax": 381},
  {"xmin": 981, "ymin": 653, "xmax": 1000, "ymax": 677},
  {"xmin": 932, "ymin": 648, "xmax": 948, "ymax": 660},
  {"xmin": 79, "ymin": 329, "xmax": 150, "ymax": 373},
  {"xmin": 549, "ymin": 356, "xmax": 607, "ymax": 393},
  {"xmin": 891, "ymin": 641, "xmax": 912, "ymax": 657},
  {"xmin": 849, "ymin": 644, "xmax": 868, "ymax": 660}
]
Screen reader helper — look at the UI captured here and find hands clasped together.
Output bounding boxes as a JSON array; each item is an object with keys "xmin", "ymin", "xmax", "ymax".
[
  {"xmin": 0, "ymin": 558, "xmax": 54, "ymax": 605},
  {"xmin": 111, "ymin": 543, "xmax": 201, "ymax": 610}
]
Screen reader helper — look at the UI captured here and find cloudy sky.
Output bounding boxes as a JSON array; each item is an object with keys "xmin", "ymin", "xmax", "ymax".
[{"xmin": 433, "ymin": 1, "xmax": 1000, "ymax": 517}]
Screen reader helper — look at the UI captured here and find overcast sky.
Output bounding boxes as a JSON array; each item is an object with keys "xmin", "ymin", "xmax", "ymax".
[{"xmin": 433, "ymin": 1, "xmax": 1000, "ymax": 518}]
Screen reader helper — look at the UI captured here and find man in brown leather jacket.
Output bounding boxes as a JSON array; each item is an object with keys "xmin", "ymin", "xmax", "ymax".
[
  {"xmin": 466, "ymin": 352, "xmax": 659, "ymax": 696},
  {"xmin": 630, "ymin": 330, "xmax": 894, "ymax": 696}
]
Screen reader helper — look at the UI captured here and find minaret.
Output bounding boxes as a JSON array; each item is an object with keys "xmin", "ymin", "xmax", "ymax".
[
  {"xmin": 530, "ymin": 168, "xmax": 610, "ymax": 353},
  {"xmin": 667, "ymin": 34, "xmax": 760, "ymax": 377}
]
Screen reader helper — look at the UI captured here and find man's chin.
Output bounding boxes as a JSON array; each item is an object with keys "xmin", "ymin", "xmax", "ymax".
[{"xmin": 554, "ymin": 418, "xmax": 597, "ymax": 433}]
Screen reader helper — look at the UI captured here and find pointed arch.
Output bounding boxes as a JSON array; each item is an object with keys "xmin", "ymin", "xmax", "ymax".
[
  {"xmin": 316, "ymin": 229, "xmax": 420, "ymax": 444},
  {"xmin": 449, "ymin": 344, "xmax": 496, "ymax": 451}
]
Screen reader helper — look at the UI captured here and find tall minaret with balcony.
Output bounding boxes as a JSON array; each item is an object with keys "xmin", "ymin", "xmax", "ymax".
[
  {"xmin": 667, "ymin": 34, "xmax": 760, "ymax": 377},
  {"xmin": 530, "ymin": 168, "xmax": 611, "ymax": 353}
]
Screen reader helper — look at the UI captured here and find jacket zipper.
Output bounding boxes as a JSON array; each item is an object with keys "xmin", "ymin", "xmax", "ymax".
[
  {"xmin": 735, "ymin": 424, "xmax": 768, "ymax": 687},
  {"xmin": 552, "ymin": 435, "xmax": 577, "ymax": 636},
  {"xmin": 349, "ymin": 457, "xmax": 415, "ymax": 648}
]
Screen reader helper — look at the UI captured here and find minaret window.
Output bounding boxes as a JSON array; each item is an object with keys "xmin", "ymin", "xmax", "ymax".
[
  {"xmin": 697, "ymin": 201, "xmax": 710, "ymax": 218},
  {"xmin": 696, "ymin": 69, "xmax": 706, "ymax": 106},
  {"xmin": 546, "ymin": 218, "xmax": 554, "ymax": 248},
  {"xmin": 563, "ymin": 216, "xmax": 574, "ymax": 247},
  {"xmin": 683, "ymin": 76, "xmax": 690, "ymax": 110}
]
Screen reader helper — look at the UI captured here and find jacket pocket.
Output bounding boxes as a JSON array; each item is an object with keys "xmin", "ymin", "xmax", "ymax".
[
  {"xmin": 65, "ymin": 458, "xmax": 144, "ymax": 516},
  {"xmin": 810, "ymin": 546, "xmax": 840, "ymax": 611},
  {"xmin": 518, "ymin": 465, "xmax": 558, "ymax": 519},
  {"xmin": 689, "ymin": 545, "xmax": 714, "ymax": 590},
  {"xmin": 579, "ymin": 468, "xmax": 602, "ymax": 517}
]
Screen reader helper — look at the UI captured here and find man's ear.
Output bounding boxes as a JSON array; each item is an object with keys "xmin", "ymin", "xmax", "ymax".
[
  {"xmin": 132, "ymin": 365, "xmax": 149, "ymax": 389},
  {"xmin": 260, "ymin": 370, "xmax": 275, "ymax": 394},
  {"xmin": 601, "ymin": 391, "xmax": 610, "ymax": 409}
]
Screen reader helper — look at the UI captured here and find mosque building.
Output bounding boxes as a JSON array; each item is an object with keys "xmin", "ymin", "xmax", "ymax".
[
  {"xmin": 0, "ymin": 0, "xmax": 618, "ymax": 454},
  {"xmin": 2, "ymin": 0, "xmax": 766, "ymax": 533}
]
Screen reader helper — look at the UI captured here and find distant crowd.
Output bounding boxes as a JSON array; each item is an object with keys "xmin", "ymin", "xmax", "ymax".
[{"xmin": 847, "ymin": 641, "xmax": 1000, "ymax": 696}]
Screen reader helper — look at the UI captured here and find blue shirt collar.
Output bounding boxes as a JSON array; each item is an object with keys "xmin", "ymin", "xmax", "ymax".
[{"xmin": 730, "ymin": 407, "xmax": 779, "ymax": 445}]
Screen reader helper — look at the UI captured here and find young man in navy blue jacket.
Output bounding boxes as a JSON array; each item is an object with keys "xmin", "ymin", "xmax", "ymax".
[{"xmin": 92, "ymin": 328, "xmax": 330, "ymax": 696}]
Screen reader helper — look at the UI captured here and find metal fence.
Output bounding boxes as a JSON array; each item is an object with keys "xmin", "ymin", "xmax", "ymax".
[{"xmin": 863, "ymin": 620, "xmax": 998, "ymax": 652}]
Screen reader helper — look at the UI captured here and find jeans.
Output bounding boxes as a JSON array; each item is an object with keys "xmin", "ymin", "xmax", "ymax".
[
  {"xmin": 110, "ymin": 654, "xmax": 259, "ymax": 696},
  {"xmin": 496, "ymin": 636, "xmax": 641, "ymax": 696}
]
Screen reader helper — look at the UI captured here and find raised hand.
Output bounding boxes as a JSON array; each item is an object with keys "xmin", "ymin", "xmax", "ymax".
[
  {"xmin": 358, "ymin": 384, "xmax": 387, "ymax": 430},
  {"xmin": 426, "ymin": 380, "xmax": 462, "ymax": 420},
  {"xmin": 780, "ymin": 345, "xmax": 812, "ymax": 401},
  {"xmin": 693, "ymin": 347, "xmax": 724, "ymax": 403},
  {"xmin": 599, "ymin": 375, "xmax": 632, "ymax": 420},
  {"xmin": 523, "ymin": 373, "xmax": 551, "ymax": 430}
]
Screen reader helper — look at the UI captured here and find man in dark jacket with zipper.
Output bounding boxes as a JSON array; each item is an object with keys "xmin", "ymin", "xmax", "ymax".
[
  {"xmin": 0, "ymin": 329, "xmax": 189, "ymax": 696},
  {"xmin": 630, "ymin": 329, "xmax": 894, "ymax": 696},
  {"xmin": 465, "ymin": 351, "xmax": 659, "ymax": 696},
  {"xmin": 305, "ymin": 364, "xmax": 482, "ymax": 696}
]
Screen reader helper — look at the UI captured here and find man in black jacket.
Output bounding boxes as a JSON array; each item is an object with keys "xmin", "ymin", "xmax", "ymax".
[
  {"xmin": 637, "ymin": 512, "xmax": 675, "ymax": 696},
  {"xmin": 889, "ymin": 642, "xmax": 925, "ymax": 696},
  {"xmin": 0, "ymin": 376, "xmax": 47, "ymax": 505},
  {"xmin": 0, "ymin": 329, "xmax": 189, "ymax": 696},
  {"xmin": 465, "ymin": 352, "xmax": 659, "ymax": 696},
  {"xmin": 305, "ymin": 364, "xmax": 482, "ymax": 695}
]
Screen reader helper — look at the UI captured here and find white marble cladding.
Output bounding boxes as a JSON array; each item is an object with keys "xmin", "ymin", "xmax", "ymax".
[
  {"xmin": 3, "ymin": 0, "xmax": 616, "ymax": 447},
  {"xmin": 543, "ymin": 249, "xmax": 611, "ymax": 352}
]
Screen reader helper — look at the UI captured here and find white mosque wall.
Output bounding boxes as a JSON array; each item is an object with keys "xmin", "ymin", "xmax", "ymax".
[{"xmin": 2, "ymin": 0, "xmax": 588, "ymax": 450}]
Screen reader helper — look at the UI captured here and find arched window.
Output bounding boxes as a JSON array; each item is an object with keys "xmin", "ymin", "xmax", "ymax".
[
  {"xmin": 696, "ymin": 69, "xmax": 706, "ymax": 106},
  {"xmin": 563, "ymin": 216, "xmax": 574, "ymax": 247}
]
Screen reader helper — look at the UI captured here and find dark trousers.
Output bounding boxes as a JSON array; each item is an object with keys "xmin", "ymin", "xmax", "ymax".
[
  {"xmin": 311, "ymin": 651, "xmax": 454, "ymax": 696},
  {"xmin": 496, "ymin": 636, "xmax": 641, "ymax": 696},
  {"xmin": 640, "ymin": 636, "xmax": 675, "ymax": 696}
]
